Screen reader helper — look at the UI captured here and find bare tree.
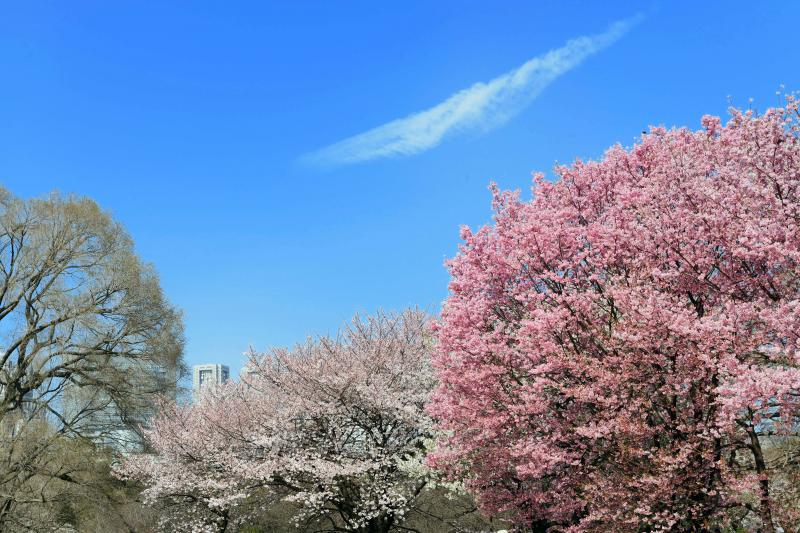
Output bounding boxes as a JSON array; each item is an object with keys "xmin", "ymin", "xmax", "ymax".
[{"xmin": 0, "ymin": 187, "xmax": 185, "ymax": 530}]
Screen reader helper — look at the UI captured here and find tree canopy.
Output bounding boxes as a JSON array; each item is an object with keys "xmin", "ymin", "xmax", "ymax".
[
  {"xmin": 430, "ymin": 101, "xmax": 800, "ymax": 532},
  {"xmin": 0, "ymin": 188, "xmax": 185, "ymax": 530}
]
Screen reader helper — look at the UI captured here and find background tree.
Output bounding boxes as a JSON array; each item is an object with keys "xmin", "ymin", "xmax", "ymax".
[
  {"xmin": 1, "ymin": 421, "xmax": 159, "ymax": 532},
  {"xmin": 430, "ymin": 99, "xmax": 800, "ymax": 532},
  {"xmin": 119, "ymin": 310, "xmax": 496, "ymax": 533},
  {"xmin": 0, "ymin": 187, "xmax": 185, "ymax": 531}
]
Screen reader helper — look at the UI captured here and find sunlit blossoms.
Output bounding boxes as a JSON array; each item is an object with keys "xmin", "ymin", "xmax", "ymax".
[
  {"xmin": 430, "ymin": 100, "xmax": 800, "ymax": 532},
  {"xmin": 116, "ymin": 310, "xmax": 441, "ymax": 533}
]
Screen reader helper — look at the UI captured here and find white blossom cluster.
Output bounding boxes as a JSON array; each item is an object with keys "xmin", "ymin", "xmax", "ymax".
[{"xmin": 117, "ymin": 310, "xmax": 442, "ymax": 532}]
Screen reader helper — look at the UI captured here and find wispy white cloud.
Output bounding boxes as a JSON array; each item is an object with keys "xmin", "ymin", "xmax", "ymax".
[{"xmin": 303, "ymin": 15, "xmax": 642, "ymax": 167}]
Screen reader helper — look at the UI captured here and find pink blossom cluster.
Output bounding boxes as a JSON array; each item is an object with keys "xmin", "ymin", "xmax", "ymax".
[{"xmin": 430, "ymin": 101, "xmax": 800, "ymax": 532}]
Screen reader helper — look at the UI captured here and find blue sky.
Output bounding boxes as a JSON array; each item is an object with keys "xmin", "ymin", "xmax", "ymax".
[{"xmin": 1, "ymin": 1, "xmax": 797, "ymax": 378}]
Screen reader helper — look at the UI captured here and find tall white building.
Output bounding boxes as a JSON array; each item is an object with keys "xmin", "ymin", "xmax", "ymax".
[{"xmin": 192, "ymin": 364, "xmax": 230, "ymax": 397}]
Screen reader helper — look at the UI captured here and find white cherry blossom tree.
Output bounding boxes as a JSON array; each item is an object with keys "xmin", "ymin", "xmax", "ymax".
[{"xmin": 117, "ymin": 310, "xmax": 463, "ymax": 533}]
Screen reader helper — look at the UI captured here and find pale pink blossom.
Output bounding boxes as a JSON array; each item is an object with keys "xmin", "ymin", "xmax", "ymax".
[{"xmin": 117, "ymin": 310, "xmax": 439, "ymax": 532}]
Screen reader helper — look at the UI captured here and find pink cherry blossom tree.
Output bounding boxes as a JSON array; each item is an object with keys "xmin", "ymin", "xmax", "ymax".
[
  {"xmin": 430, "ymin": 99, "xmax": 800, "ymax": 532},
  {"xmin": 117, "ymin": 310, "xmax": 461, "ymax": 533}
]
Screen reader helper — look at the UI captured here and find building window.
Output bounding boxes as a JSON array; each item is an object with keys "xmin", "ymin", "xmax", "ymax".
[{"xmin": 198, "ymin": 369, "xmax": 213, "ymax": 387}]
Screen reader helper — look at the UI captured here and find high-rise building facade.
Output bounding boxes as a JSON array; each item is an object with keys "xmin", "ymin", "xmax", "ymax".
[
  {"xmin": 192, "ymin": 364, "xmax": 230, "ymax": 397},
  {"xmin": 64, "ymin": 361, "xmax": 179, "ymax": 452}
]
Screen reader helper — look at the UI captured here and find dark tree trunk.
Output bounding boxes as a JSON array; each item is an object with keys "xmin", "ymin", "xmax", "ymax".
[
  {"xmin": 746, "ymin": 426, "xmax": 775, "ymax": 533},
  {"xmin": 214, "ymin": 509, "xmax": 230, "ymax": 533}
]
